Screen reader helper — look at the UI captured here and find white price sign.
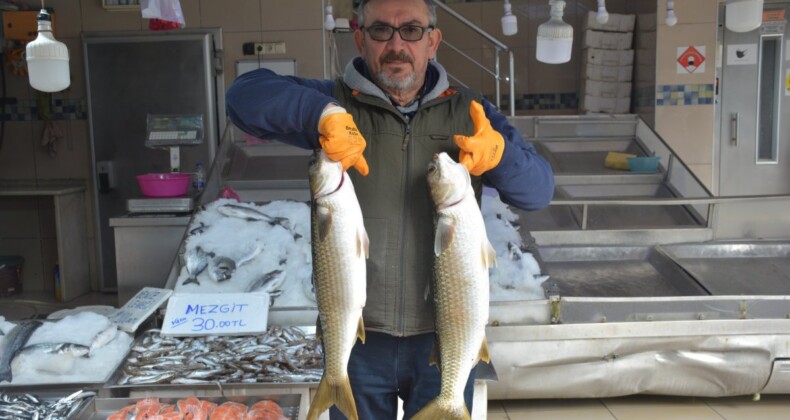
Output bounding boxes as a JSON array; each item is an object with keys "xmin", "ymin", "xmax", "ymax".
[{"xmin": 161, "ymin": 293, "xmax": 269, "ymax": 337}]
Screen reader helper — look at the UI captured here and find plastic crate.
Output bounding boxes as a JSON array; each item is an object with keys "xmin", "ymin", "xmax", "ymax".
[{"xmin": 0, "ymin": 256, "xmax": 23, "ymax": 297}]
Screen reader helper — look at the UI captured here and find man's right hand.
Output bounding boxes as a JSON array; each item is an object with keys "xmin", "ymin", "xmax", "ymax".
[{"xmin": 318, "ymin": 106, "xmax": 369, "ymax": 176}]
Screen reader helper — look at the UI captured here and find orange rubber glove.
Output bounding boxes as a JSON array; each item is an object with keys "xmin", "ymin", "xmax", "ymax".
[
  {"xmin": 454, "ymin": 100, "xmax": 505, "ymax": 176},
  {"xmin": 318, "ymin": 106, "xmax": 369, "ymax": 176}
]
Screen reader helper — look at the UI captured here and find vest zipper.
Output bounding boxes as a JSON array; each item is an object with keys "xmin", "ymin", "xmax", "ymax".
[
  {"xmin": 402, "ymin": 119, "xmax": 412, "ymax": 150},
  {"xmin": 397, "ymin": 117, "xmax": 414, "ymax": 334}
]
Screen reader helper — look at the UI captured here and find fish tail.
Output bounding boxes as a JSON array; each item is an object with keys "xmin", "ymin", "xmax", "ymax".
[
  {"xmin": 306, "ymin": 375, "xmax": 358, "ymax": 420},
  {"xmin": 411, "ymin": 399, "xmax": 470, "ymax": 420},
  {"xmin": 182, "ymin": 277, "xmax": 199, "ymax": 286}
]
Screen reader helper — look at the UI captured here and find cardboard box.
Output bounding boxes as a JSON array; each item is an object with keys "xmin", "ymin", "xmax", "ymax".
[
  {"xmin": 582, "ymin": 80, "xmax": 632, "ymax": 98},
  {"xmin": 585, "ymin": 48, "xmax": 634, "ymax": 66},
  {"xmin": 584, "ymin": 29, "xmax": 633, "ymax": 50},
  {"xmin": 581, "ymin": 95, "xmax": 631, "ymax": 114},
  {"xmin": 585, "ymin": 11, "xmax": 636, "ymax": 32},
  {"xmin": 2, "ymin": 11, "xmax": 56, "ymax": 42},
  {"xmin": 582, "ymin": 62, "xmax": 633, "ymax": 82}
]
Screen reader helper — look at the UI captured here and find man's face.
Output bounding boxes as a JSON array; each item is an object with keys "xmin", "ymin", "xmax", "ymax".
[{"xmin": 354, "ymin": 0, "xmax": 442, "ymax": 95}]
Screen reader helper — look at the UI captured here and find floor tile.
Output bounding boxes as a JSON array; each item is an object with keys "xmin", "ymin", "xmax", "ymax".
[
  {"xmin": 503, "ymin": 399, "xmax": 616, "ymax": 420},
  {"xmin": 602, "ymin": 395, "xmax": 724, "ymax": 420},
  {"xmin": 705, "ymin": 395, "xmax": 790, "ymax": 420}
]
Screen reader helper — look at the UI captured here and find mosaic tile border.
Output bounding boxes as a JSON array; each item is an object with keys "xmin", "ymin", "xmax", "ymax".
[
  {"xmin": 485, "ymin": 92, "xmax": 579, "ymax": 111},
  {"xmin": 634, "ymin": 85, "xmax": 656, "ymax": 108},
  {"xmin": 656, "ymin": 84, "xmax": 714, "ymax": 106},
  {"xmin": 1, "ymin": 98, "xmax": 87, "ymax": 121}
]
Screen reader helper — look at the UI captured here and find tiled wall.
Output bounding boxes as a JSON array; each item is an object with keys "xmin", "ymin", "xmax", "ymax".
[
  {"xmin": 654, "ymin": 0, "xmax": 718, "ymax": 191},
  {"xmin": 656, "ymin": 83, "xmax": 715, "ymax": 106},
  {"xmin": 0, "ymin": 0, "xmax": 720, "ymax": 296}
]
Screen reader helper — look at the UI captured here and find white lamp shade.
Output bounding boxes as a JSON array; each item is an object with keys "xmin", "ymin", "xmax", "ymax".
[
  {"xmin": 665, "ymin": 10, "xmax": 678, "ymax": 26},
  {"xmin": 324, "ymin": 4, "xmax": 335, "ymax": 31},
  {"xmin": 726, "ymin": 0, "xmax": 764, "ymax": 33},
  {"xmin": 26, "ymin": 10, "xmax": 70, "ymax": 92},
  {"xmin": 502, "ymin": 14, "xmax": 518, "ymax": 36},
  {"xmin": 536, "ymin": 37, "xmax": 573, "ymax": 64},
  {"xmin": 536, "ymin": 1, "xmax": 573, "ymax": 65}
]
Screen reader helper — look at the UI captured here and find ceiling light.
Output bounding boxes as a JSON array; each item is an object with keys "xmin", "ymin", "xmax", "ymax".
[
  {"xmin": 26, "ymin": 9, "xmax": 70, "ymax": 92},
  {"xmin": 324, "ymin": 2, "xmax": 335, "ymax": 31},
  {"xmin": 536, "ymin": 0, "xmax": 573, "ymax": 64},
  {"xmin": 502, "ymin": 0, "xmax": 518, "ymax": 36},
  {"xmin": 596, "ymin": 0, "xmax": 609, "ymax": 24},
  {"xmin": 665, "ymin": 0, "xmax": 678, "ymax": 26},
  {"xmin": 726, "ymin": 0, "xmax": 763, "ymax": 33}
]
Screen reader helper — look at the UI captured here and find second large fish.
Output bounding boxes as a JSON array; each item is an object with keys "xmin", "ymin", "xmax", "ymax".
[
  {"xmin": 306, "ymin": 150, "xmax": 368, "ymax": 420},
  {"xmin": 413, "ymin": 152, "xmax": 495, "ymax": 420}
]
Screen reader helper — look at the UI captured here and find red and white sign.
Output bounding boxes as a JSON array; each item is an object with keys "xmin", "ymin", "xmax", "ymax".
[{"xmin": 677, "ymin": 46, "xmax": 706, "ymax": 74}]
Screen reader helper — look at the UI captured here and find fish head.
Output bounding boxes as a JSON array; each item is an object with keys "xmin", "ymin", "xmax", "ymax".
[
  {"xmin": 427, "ymin": 152, "xmax": 470, "ymax": 208},
  {"xmin": 308, "ymin": 149, "xmax": 344, "ymax": 200},
  {"xmin": 210, "ymin": 256, "xmax": 237, "ymax": 281}
]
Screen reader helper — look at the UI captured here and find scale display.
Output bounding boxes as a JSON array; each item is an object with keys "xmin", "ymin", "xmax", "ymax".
[{"xmin": 145, "ymin": 114, "xmax": 204, "ymax": 148}]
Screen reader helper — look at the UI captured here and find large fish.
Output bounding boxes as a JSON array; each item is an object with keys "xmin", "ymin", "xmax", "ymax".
[
  {"xmin": 413, "ymin": 152, "xmax": 495, "ymax": 420},
  {"xmin": 0, "ymin": 320, "xmax": 43, "ymax": 383},
  {"xmin": 306, "ymin": 150, "xmax": 368, "ymax": 420}
]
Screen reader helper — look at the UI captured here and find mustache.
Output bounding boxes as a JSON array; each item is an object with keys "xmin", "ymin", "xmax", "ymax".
[{"xmin": 380, "ymin": 51, "xmax": 414, "ymax": 64}]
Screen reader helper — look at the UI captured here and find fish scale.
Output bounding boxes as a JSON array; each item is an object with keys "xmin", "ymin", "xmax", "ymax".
[
  {"xmin": 414, "ymin": 152, "xmax": 495, "ymax": 420},
  {"xmin": 306, "ymin": 150, "xmax": 368, "ymax": 420}
]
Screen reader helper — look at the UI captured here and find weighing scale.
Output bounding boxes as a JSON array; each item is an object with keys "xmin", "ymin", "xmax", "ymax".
[{"xmin": 127, "ymin": 114, "xmax": 204, "ymax": 214}]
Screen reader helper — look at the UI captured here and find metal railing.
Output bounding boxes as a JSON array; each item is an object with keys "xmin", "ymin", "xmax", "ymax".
[
  {"xmin": 434, "ymin": 1, "xmax": 516, "ymax": 116},
  {"xmin": 549, "ymin": 194, "xmax": 790, "ymax": 231}
]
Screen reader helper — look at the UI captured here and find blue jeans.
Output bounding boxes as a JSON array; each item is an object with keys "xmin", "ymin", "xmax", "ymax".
[{"xmin": 328, "ymin": 331, "xmax": 477, "ymax": 420}]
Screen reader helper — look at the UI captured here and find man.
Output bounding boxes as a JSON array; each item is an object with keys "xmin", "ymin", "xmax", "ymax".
[{"xmin": 226, "ymin": 0, "xmax": 554, "ymax": 418}]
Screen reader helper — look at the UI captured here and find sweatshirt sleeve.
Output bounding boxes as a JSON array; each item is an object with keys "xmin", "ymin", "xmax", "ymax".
[
  {"xmin": 480, "ymin": 99, "xmax": 554, "ymax": 211},
  {"xmin": 225, "ymin": 68, "xmax": 336, "ymax": 149}
]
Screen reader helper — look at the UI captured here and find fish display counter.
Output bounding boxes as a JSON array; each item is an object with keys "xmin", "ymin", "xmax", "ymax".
[
  {"xmin": 485, "ymin": 235, "xmax": 790, "ymax": 399},
  {"xmin": 153, "ymin": 121, "xmax": 790, "ymax": 403},
  {"xmin": 89, "ymin": 394, "xmax": 303, "ymax": 419},
  {"xmin": 0, "ymin": 389, "xmax": 96, "ymax": 419},
  {"xmin": 0, "ymin": 312, "xmax": 133, "ymax": 389}
]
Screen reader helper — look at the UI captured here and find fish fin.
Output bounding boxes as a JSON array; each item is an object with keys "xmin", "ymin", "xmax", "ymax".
[
  {"xmin": 306, "ymin": 375, "xmax": 358, "ymax": 420},
  {"xmin": 357, "ymin": 317, "xmax": 366, "ymax": 344},
  {"xmin": 481, "ymin": 239, "xmax": 497, "ymax": 269},
  {"xmin": 316, "ymin": 205, "xmax": 332, "ymax": 242},
  {"xmin": 358, "ymin": 227, "xmax": 369, "ymax": 259},
  {"xmin": 428, "ymin": 337, "xmax": 441, "ymax": 369},
  {"xmin": 478, "ymin": 336, "xmax": 491, "ymax": 364},
  {"xmin": 182, "ymin": 277, "xmax": 199, "ymax": 286},
  {"xmin": 434, "ymin": 216, "xmax": 455, "ymax": 256},
  {"xmin": 411, "ymin": 399, "xmax": 469, "ymax": 420}
]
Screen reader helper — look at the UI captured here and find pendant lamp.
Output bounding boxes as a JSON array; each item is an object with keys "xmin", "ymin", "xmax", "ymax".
[
  {"xmin": 726, "ymin": 0, "xmax": 764, "ymax": 33},
  {"xmin": 502, "ymin": 0, "xmax": 518, "ymax": 36},
  {"xmin": 536, "ymin": 0, "xmax": 573, "ymax": 64},
  {"xmin": 26, "ymin": 8, "xmax": 70, "ymax": 92}
]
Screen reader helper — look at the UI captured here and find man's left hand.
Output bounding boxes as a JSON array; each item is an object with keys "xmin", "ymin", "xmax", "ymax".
[{"xmin": 454, "ymin": 100, "xmax": 505, "ymax": 176}]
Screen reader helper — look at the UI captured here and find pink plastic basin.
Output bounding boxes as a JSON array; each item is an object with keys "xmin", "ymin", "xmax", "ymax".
[{"xmin": 136, "ymin": 173, "xmax": 192, "ymax": 197}]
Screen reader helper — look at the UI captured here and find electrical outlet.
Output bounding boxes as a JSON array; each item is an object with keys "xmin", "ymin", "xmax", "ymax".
[{"xmin": 254, "ymin": 42, "xmax": 286, "ymax": 55}]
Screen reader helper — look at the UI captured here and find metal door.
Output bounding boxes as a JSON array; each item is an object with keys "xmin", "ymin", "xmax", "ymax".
[{"xmin": 718, "ymin": 2, "xmax": 790, "ymax": 195}]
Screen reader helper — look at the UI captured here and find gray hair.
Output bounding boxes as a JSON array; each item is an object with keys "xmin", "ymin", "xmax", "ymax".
[{"xmin": 357, "ymin": 0, "xmax": 437, "ymax": 28}]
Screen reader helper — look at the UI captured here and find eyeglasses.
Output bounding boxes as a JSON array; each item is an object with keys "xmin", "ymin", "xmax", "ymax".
[{"xmin": 362, "ymin": 25, "xmax": 434, "ymax": 42}]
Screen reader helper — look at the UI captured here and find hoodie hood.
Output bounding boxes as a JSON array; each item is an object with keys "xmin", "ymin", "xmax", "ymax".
[{"xmin": 343, "ymin": 57, "xmax": 450, "ymax": 106}]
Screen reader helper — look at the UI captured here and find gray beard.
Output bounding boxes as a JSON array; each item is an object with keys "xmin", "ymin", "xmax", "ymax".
[{"xmin": 374, "ymin": 70, "xmax": 418, "ymax": 94}]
